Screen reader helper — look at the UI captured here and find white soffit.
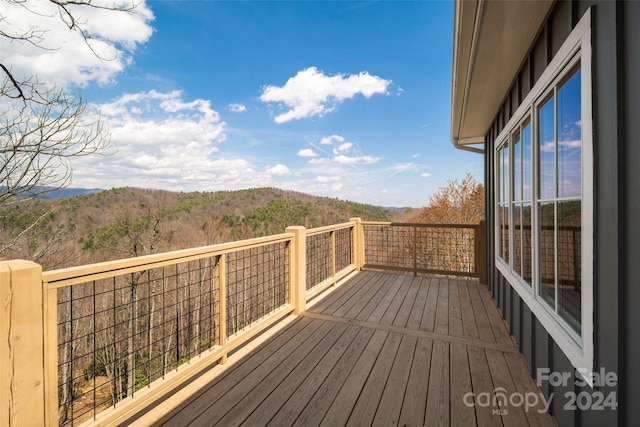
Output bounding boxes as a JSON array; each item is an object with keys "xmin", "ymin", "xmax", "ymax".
[{"xmin": 451, "ymin": 0, "xmax": 554, "ymax": 147}]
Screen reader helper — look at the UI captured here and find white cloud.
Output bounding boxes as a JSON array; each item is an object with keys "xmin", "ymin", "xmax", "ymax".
[
  {"xmin": 412, "ymin": 153, "xmax": 421, "ymax": 159},
  {"xmin": 266, "ymin": 164, "xmax": 292, "ymax": 176},
  {"xmin": 320, "ymin": 134, "xmax": 345, "ymax": 145},
  {"xmin": 260, "ymin": 67, "xmax": 391, "ymax": 123},
  {"xmin": 70, "ymin": 90, "xmax": 242, "ymax": 190},
  {"xmin": 421, "ymin": 172, "xmax": 432, "ymax": 177},
  {"xmin": 560, "ymin": 139, "xmax": 582, "ymax": 149},
  {"xmin": 228, "ymin": 103, "xmax": 247, "ymax": 113},
  {"xmin": 297, "ymin": 148, "xmax": 317, "ymax": 157},
  {"xmin": 301, "ymin": 134, "xmax": 380, "ymax": 166},
  {"xmin": 1, "ymin": 0, "xmax": 154, "ymax": 89},
  {"xmin": 333, "ymin": 142, "xmax": 354, "ymax": 155},
  {"xmin": 314, "ymin": 176, "xmax": 342, "ymax": 183},
  {"xmin": 333, "ymin": 155, "xmax": 380, "ymax": 165},
  {"xmin": 309, "ymin": 158, "xmax": 329, "ymax": 165}
]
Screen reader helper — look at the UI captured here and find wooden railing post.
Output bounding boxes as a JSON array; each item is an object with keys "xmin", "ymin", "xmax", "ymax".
[
  {"xmin": 1, "ymin": 260, "xmax": 50, "ymax": 426},
  {"xmin": 350, "ymin": 218, "xmax": 364, "ymax": 270},
  {"xmin": 475, "ymin": 220, "xmax": 488, "ymax": 284},
  {"xmin": 286, "ymin": 226, "xmax": 307, "ymax": 314}
]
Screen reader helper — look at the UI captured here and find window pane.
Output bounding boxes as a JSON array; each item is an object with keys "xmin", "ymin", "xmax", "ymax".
[
  {"xmin": 499, "ymin": 146, "xmax": 505, "ymax": 202},
  {"xmin": 504, "ymin": 145, "xmax": 510, "ymax": 203},
  {"xmin": 522, "ymin": 121, "xmax": 532, "ymax": 201},
  {"xmin": 539, "ymin": 202, "xmax": 555, "ymax": 307},
  {"xmin": 514, "ymin": 203, "xmax": 522, "ymax": 275},
  {"xmin": 558, "ymin": 68, "xmax": 582, "ymax": 198},
  {"xmin": 539, "ymin": 95, "xmax": 555, "ymax": 199},
  {"xmin": 558, "ymin": 200, "xmax": 581, "ymax": 332},
  {"xmin": 522, "ymin": 203, "xmax": 533, "ymax": 286},
  {"xmin": 499, "ymin": 205, "xmax": 510, "ymax": 263},
  {"xmin": 513, "ymin": 130, "xmax": 522, "ymax": 202}
]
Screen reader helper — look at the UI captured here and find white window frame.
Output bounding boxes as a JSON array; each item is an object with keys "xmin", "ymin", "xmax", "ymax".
[{"xmin": 494, "ymin": 9, "xmax": 594, "ymax": 383}]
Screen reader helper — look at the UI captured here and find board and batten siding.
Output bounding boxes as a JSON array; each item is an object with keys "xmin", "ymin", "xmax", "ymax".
[{"xmin": 483, "ymin": 1, "xmax": 638, "ymax": 425}]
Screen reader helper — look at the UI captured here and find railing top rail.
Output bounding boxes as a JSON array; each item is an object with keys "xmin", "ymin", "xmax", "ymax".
[
  {"xmin": 42, "ymin": 232, "xmax": 294, "ymax": 287},
  {"xmin": 361, "ymin": 221, "xmax": 480, "ymax": 229},
  {"xmin": 306, "ymin": 221, "xmax": 355, "ymax": 236}
]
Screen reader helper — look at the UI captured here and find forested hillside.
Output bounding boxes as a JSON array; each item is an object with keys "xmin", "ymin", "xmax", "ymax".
[{"xmin": 0, "ymin": 187, "xmax": 394, "ymax": 270}]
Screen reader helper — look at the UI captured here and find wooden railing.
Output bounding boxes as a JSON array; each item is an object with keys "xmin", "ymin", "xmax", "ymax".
[
  {"xmin": 361, "ymin": 221, "xmax": 487, "ymax": 282},
  {"xmin": 0, "ymin": 218, "xmax": 486, "ymax": 426}
]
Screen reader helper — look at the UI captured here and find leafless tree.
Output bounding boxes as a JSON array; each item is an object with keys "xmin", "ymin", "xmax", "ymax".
[{"xmin": 1, "ymin": 0, "xmax": 144, "ymax": 234}]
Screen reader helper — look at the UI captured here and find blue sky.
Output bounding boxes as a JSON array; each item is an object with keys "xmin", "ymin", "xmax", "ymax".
[{"xmin": 4, "ymin": 0, "xmax": 483, "ymax": 207}]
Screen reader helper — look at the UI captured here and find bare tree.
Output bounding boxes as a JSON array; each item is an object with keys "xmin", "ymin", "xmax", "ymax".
[
  {"xmin": 0, "ymin": 0, "xmax": 147, "ymax": 210},
  {"xmin": 0, "ymin": 0, "xmax": 150, "ymax": 258}
]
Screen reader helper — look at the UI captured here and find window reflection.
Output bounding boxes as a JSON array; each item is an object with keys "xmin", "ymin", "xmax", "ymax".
[
  {"xmin": 523, "ymin": 122, "xmax": 532, "ymax": 201},
  {"xmin": 513, "ymin": 130, "xmax": 521, "ymax": 202},
  {"xmin": 522, "ymin": 203, "xmax": 532, "ymax": 285},
  {"xmin": 558, "ymin": 200, "xmax": 581, "ymax": 333},
  {"xmin": 514, "ymin": 204, "xmax": 522, "ymax": 276},
  {"xmin": 539, "ymin": 96, "xmax": 555, "ymax": 200},
  {"xmin": 539, "ymin": 202, "xmax": 555, "ymax": 307},
  {"xmin": 558, "ymin": 69, "xmax": 582, "ymax": 198}
]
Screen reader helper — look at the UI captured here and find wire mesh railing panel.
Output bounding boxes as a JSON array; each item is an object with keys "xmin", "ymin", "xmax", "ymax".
[
  {"xmin": 335, "ymin": 227, "xmax": 353, "ymax": 272},
  {"xmin": 363, "ymin": 223, "xmax": 477, "ymax": 277},
  {"xmin": 225, "ymin": 241, "xmax": 289, "ymax": 336},
  {"xmin": 415, "ymin": 226, "xmax": 475, "ymax": 274},
  {"xmin": 558, "ymin": 226, "xmax": 581, "ymax": 288},
  {"xmin": 363, "ymin": 225, "xmax": 413, "ymax": 270},
  {"xmin": 56, "ymin": 257, "xmax": 220, "ymax": 426},
  {"xmin": 306, "ymin": 232, "xmax": 332, "ymax": 291}
]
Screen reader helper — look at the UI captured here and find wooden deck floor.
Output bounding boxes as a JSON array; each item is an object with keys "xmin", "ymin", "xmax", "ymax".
[{"xmin": 126, "ymin": 271, "xmax": 556, "ymax": 427}]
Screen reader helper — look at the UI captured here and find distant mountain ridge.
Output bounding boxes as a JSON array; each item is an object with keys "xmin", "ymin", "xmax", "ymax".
[
  {"xmin": 0, "ymin": 186, "xmax": 398, "ymax": 270},
  {"xmin": 41, "ymin": 187, "xmax": 103, "ymax": 198}
]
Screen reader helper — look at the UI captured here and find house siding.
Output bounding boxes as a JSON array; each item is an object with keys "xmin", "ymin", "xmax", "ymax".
[
  {"xmin": 623, "ymin": 1, "xmax": 640, "ymax": 423},
  {"xmin": 483, "ymin": 1, "xmax": 637, "ymax": 425}
]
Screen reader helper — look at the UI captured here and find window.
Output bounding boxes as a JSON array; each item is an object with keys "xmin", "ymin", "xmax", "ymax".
[
  {"xmin": 498, "ymin": 143, "xmax": 509, "ymax": 263},
  {"xmin": 494, "ymin": 10, "xmax": 593, "ymax": 379},
  {"xmin": 537, "ymin": 67, "xmax": 582, "ymax": 333}
]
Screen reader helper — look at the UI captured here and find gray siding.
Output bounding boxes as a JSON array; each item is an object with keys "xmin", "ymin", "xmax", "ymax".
[
  {"xmin": 623, "ymin": 1, "xmax": 640, "ymax": 423},
  {"xmin": 483, "ymin": 1, "xmax": 639, "ymax": 425}
]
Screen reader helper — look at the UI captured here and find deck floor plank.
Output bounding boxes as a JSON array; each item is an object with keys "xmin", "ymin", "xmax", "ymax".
[
  {"xmin": 372, "ymin": 333, "xmax": 418, "ymax": 426},
  {"xmin": 420, "ymin": 277, "xmax": 440, "ymax": 332},
  {"xmin": 330, "ymin": 271, "xmax": 389, "ymax": 318},
  {"xmin": 450, "ymin": 342, "xmax": 476, "ymax": 426},
  {"xmin": 343, "ymin": 331, "xmax": 404, "ymax": 425},
  {"xmin": 365, "ymin": 274, "xmax": 406, "ymax": 324},
  {"xmin": 425, "ymin": 339, "xmax": 450, "ymax": 426},
  {"xmin": 343, "ymin": 272, "xmax": 395, "ymax": 320},
  {"xmin": 467, "ymin": 346, "xmax": 503, "ymax": 427},
  {"xmin": 313, "ymin": 271, "xmax": 372, "ymax": 315},
  {"xmin": 449, "ymin": 279, "xmax": 464, "ymax": 337},
  {"xmin": 123, "ymin": 272, "xmax": 556, "ymax": 427},
  {"xmin": 155, "ymin": 316, "xmax": 320, "ymax": 427},
  {"xmin": 485, "ymin": 348, "xmax": 530, "ymax": 427},
  {"xmin": 240, "ymin": 323, "xmax": 361, "ymax": 426},
  {"xmin": 292, "ymin": 329, "xmax": 386, "ymax": 426},
  {"xmin": 459, "ymin": 280, "xmax": 480, "ymax": 341},
  {"xmin": 467, "ymin": 279, "xmax": 497, "ymax": 343},
  {"xmin": 434, "ymin": 278, "xmax": 450, "ymax": 335},
  {"xmin": 187, "ymin": 319, "xmax": 337, "ymax": 427},
  {"xmin": 503, "ymin": 352, "xmax": 557, "ymax": 427},
  {"xmin": 405, "ymin": 276, "xmax": 431, "ymax": 330},
  {"xmin": 391, "ymin": 276, "xmax": 421, "ymax": 328},
  {"xmin": 213, "ymin": 322, "xmax": 351, "ymax": 426},
  {"xmin": 397, "ymin": 336, "xmax": 433, "ymax": 427},
  {"xmin": 379, "ymin": 275, "xmax": 413, "ymax": 326},
  {"xmin": 479, "ymin": 284, "xmax": 514, "ymax": 346}
]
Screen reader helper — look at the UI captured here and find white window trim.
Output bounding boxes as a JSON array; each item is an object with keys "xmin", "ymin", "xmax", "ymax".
[{"xmin": 494, "ymin": 9, "xmax": 594, "ymax": 385}]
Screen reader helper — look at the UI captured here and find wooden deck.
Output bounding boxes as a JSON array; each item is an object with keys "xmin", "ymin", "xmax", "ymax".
[{"xmin": 125, "ymin": 271, "xmax": 556, "ymax": 427}]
